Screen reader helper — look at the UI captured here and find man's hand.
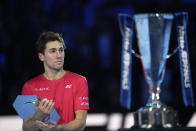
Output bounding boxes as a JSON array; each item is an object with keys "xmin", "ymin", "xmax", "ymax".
[
  {"xmin": 22, "ymin": 98, "xmax": 55, "ymax": 131},
  {"xmin": 34, "ymin": 98, "xmax": 55, "ymax": 120},
  {"xmin": 35, "ymin": 120, "xmax": 57, "ymax": 131}
]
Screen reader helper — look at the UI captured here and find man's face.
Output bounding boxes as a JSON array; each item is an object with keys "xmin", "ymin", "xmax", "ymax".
[{"xmin": 39, "ymin": 40, "xmax": 65, "ymax": 71}]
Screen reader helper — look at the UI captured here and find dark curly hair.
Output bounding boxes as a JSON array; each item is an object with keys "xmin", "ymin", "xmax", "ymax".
[{"xmin": 35, "ymin": 32, "xmax": 66, "ymax": 54}]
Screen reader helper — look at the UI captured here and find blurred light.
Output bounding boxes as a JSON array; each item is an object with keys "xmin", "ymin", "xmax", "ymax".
[
  {"xmin": 43, "ymin": 0, "xmax": 54, "ymax": 14},
  {"xmin": 124, "ymin": 113, "xmax": 134, "ymax": 128},
  {"xmin": 107, "ymin": 113, "xmax": 123, "ymax": 130},
  {"xmin": 0, "ymin": 53, "xmax": 6, "ymax": 69},
  {"xmin": 0, "ymin": 116, "xmax": 22, "ymax": 131},
  {"xmin": 97, "ymin": 33, "xmax": 112, "ymax": 69},
  {"xmin": 83, "ymin": 3, "xmax": 94, "ymax": 28},
  {"xmin": 1, "ymin": 112, "xmax": 196, "ymax": 130},
  {"xmin": 187, "ymin": 112, "xmax": 196, "ymax": 127},
  {"xmin": 86, "ymin": 113, "xmax": 108, "ymax": 126}
]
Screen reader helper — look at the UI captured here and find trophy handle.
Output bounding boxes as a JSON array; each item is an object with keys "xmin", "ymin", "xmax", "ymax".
[
  {"xmin": 166, "ymin": 46, "xmax": 180, "ymax": 59},
  {"xmin": 132, "ymin": 45, "xmax": 179, "ymax": 59},
  {"xmin": 131, "ymin": 49, "xmax": 141, "ymax": 59}
]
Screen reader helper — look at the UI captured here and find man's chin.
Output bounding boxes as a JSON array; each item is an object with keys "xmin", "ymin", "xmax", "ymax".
[{"xmin": 53, "ymin": 66, "xmax": 63, "ymax": 71}]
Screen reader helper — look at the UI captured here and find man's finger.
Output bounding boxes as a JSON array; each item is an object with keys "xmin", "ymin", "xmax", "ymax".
[
  {"xmin": 35, "ymin": 99, "xmax": 40, "ymax": 107},
  {"xmin": 35, "ymin": 120, "xmax": 46, "ymax": 128},
  {"xmin": 42, "ymin": 99, "xmax": 50, "ymax": 108},
  {"xmin": 39, "ymin": 98, "xmax": 49, "ymax": 110},
  {"xmin": 35, "ymin": 120, "xmax": 56, "ymax": 131},
  {"xmin": 46, "ymin": 100, "xmax": 55, "ymax": 112},
  {"xmin": 50, "ymin": 121, "xmax": 57, "ymax": 125},
  {"xmin": 35, "ymin": 120, "xmax": 49, "ymax": 131}
]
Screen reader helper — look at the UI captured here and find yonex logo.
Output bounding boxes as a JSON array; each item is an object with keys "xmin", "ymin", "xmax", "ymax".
[{"xmin": 65, "ymin": 84, "xmax": 72, "ymax": 88}]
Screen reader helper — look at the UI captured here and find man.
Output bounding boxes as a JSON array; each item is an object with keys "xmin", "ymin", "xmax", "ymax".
[{"xmin": 22, "ymin": 32, "xmax": 89, "ymax": 131}]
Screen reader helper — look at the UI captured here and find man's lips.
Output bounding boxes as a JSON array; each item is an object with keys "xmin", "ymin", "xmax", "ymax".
[{"xmin": 56, "ymin": 61, "xmax": 63, "ymax": 63}]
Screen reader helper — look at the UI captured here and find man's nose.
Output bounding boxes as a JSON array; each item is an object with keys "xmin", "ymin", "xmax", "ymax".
[{"xmin": 56, "ymin": 50, "xmax": 61, "ymax": 57}]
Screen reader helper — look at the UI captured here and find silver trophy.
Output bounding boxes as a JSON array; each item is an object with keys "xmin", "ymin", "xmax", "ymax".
[
  {"xmin": 119, "ymin": 12, "xmax": 195, "ymax": 129},
  {"xmin": 133, "ymin": 13, "xmax": 179, "ymax": 128}
]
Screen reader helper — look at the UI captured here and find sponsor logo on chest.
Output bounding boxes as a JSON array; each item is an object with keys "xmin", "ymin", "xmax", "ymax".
[
  {"xmin": 35, "ymin": 87, "xmax": 49, "ymax": 91},
  {"xmin": 65, "ymin": 84, "xmax": 72, "ymax": 88},
  {"xmin": 34, "ymin": 83, "xmax": 72, "ymax": 91}
]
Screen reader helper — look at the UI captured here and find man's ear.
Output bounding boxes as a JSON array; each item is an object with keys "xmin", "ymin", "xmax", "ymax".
[{"xmin": 38, "ymin": 53, "xmax": 44, "ymax": 61}]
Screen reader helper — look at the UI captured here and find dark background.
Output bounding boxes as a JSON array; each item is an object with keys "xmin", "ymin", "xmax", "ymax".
[{"xmin": 0, "ymin": 0, "xmax": 196, "ymax": 127}]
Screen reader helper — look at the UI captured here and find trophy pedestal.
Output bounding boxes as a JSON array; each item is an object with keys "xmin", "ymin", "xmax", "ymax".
[{"xmin": 133, "ymin": 101, "xmax": 179, "ymax": 128}]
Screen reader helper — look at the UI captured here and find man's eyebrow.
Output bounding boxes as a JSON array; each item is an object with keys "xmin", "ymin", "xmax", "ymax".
[
  {"xmin": 48, "ymin": 48, "xmax": 57, "ymax": 50},
  {"xmin": 48, "ymin": 47, "xmax": 64, "ymax": 50}
]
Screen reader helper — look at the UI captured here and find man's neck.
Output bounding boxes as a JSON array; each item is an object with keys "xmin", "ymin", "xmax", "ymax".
[{"xmin": 44, "ymin": 69, "xmax": 65, "ymax": 80}]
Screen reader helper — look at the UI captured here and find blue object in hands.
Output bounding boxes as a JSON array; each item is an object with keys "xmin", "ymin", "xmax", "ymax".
[{"xmin": 12, "ymin": 95, "xmax": 60, "ymax": 124}]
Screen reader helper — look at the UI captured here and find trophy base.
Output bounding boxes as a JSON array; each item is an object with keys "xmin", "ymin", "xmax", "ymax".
[{"xmin": 133, "ymin": 102, "xmax": 179, "ymax": 129}]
